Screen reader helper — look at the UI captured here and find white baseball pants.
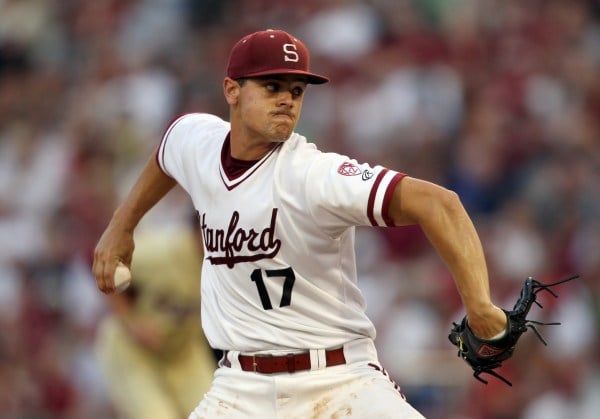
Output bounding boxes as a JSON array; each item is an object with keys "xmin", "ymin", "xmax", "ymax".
[{"xmin": 188, "ymin": 338, "xmax": 425, "ymax": 419}]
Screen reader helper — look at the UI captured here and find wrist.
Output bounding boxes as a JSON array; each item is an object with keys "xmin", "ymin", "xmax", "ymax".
[
  {"xmin": 466, "ymin": 301, "xmax": 497, "ymax": 322},
  {"xmin": 111, "ymin": 206, "xmax": 140, "ymax": 233},
  {"xmin": 467, "ymin": 305, "xmax": 507, "ymax": 339}
]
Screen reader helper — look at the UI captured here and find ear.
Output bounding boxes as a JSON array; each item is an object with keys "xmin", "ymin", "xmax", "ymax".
[{"xmin": 223, "ymin": 77, "xmax": 240, "ymax": 105}]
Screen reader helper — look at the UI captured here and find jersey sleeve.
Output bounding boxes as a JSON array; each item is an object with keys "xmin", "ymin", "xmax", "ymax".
[
  {"xmin": 157, "ymin": 114, "xmax": 187, "ymax": 181},
  {"xmin": 157, "ymin": 113, "xmax": 225, "ymax": 192},
  {"xmin": 303, "ymin": 152, "xmax": 405, "ymax": 235}
]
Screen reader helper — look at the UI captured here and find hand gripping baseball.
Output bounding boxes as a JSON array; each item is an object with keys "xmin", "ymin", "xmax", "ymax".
[
  {"xmin": 448, "ymin": 274, "xmax": 580, "ymax": 386},
  {"xmin": 114, "ymin": 262, "xmax": 132, "ymax": 292}
]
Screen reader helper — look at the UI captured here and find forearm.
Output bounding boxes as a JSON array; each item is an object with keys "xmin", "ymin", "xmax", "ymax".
[
  {"xmin": 418, "ymin": 190, "xmax": 492, "ymax": 315},
  {"xmin": 390, "ymin": 177, "xmax": 505, "ymax": 336}
]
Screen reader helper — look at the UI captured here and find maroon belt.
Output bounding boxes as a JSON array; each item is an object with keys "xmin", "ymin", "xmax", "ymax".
[{"xmin": 222, "ymin": 348, "xmax": 346, "ymax": 374}]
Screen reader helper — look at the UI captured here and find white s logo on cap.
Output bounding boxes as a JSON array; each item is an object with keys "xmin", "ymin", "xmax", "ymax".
[{"xmin": 283, "ymin": 43, "xmax": 299, "ymax": 62}]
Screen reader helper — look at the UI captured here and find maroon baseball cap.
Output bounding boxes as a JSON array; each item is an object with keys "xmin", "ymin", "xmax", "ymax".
[{"xmin": 226, "ymin": 29, "xmax": 329, "ymax": 84}]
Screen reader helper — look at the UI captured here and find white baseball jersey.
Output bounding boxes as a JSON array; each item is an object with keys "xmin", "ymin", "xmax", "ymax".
[{"xmin": 157, "ymin": 113, "xmax": 405, "ymax": 353}]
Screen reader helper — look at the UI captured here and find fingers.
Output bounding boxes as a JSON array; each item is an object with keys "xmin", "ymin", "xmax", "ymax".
[
  {"xmin": 93, "ymin": 248, "xmax": 117, "ymax": 294},
  {"xmin": 92, "ymin": 226, "xmax": 135, "ymax": 294}
]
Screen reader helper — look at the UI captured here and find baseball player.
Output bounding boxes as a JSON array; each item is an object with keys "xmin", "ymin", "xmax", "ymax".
[{"xmin": 93, "ymin": 29, "xmax": 507, "ymax": 418}]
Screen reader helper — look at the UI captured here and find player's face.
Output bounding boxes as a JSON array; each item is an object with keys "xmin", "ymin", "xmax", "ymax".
[{"xmin": 236, "ymin": 76, "xmax": 307, "ymax": 143}]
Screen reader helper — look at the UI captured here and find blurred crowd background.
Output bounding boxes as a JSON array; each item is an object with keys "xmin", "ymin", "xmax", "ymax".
[{"xmin": 1, "ymin": 0, "xmax": 599, "ymax": 418}]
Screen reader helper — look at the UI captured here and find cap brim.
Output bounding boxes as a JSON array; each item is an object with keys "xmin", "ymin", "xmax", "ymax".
[{"xmin": 240, "ymin": 69, "xmax": 329, "ymax": 84}]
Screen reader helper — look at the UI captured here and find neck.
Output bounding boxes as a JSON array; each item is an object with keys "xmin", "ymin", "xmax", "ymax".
[{"xmin": 229, "ymin": 127, "xmax": 283, "ymax": 161}]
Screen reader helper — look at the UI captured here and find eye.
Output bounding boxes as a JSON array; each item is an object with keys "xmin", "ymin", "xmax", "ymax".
[
  {"xmin": 291, "ymin": 86, "xmax": 304, "ymax": 98},
  {"xmin": 265, "ymin": 82, "xmax": 280, "ymax": 92},
  {"xmin": 263, "ymin": 80, "xmax": 305, "ymax": 98}
]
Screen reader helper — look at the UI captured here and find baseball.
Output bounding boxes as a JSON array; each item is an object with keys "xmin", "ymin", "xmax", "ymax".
[{"xmin": 114, "ymin": 262, "xmax": 132, "ymax": 292}]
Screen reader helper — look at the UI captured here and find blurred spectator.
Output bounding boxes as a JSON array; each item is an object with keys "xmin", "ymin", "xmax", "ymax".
[{"xmin": 95, "ymin": 226, "xmax": 216, "ymax": 419}]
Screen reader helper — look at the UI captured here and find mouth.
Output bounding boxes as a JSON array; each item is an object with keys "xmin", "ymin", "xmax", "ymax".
[{"xmin": 272, "ymin": 111, "xmax": 293, "ymax": 121}]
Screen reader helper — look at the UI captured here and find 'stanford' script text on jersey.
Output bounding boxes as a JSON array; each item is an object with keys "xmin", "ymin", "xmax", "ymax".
[
  {"xmin": 201, "ymin": 209, "xmax": 281, "ymax": 268},
  {"xmin": 157, "ymin": 113, "xmax": 406, "ymax": 352}
]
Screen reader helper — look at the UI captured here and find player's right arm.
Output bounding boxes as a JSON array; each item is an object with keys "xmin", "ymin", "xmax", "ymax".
[{"xmin": 93, "ymin": 150, "xmax": 176, "ymax": 294}]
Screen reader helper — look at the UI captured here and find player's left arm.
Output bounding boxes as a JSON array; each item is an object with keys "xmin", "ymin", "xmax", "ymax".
[{"xmin": 388, "ymin": 176, "xmax": 506, "ymax": 339}]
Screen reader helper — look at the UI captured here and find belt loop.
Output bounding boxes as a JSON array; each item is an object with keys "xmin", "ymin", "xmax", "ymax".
[
  {"xmin": 220, "ymin": 351, "xmax": 229, "ymax": 367},
  {"xmin": 309, "ymin": 349, "xmax": 318, "ymax": 371},
  {"xmin": 229, "ymin": 350, "xmax": 242, "ymax": 369},
  {"xmin": 309, "ymin": 349, "xmax": 326, "ymax": 371},
  {"xmin": 317, "ymin": 348, "xmax": 326, "ymax": 369},
  {"xmin": 252, "ymin": 355, "xmax": 257, "ymax": 372}
]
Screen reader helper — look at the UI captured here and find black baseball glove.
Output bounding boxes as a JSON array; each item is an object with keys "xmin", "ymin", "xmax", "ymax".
[{"xmin": 448, "ymin": 274, "xmax": 579, "ymax": 386}]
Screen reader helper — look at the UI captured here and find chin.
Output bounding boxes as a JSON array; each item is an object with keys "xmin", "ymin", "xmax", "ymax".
[
  {"xmin": 270, "ymin": 122, "xmax": 294, "ymax": 141},
  {"xmin": 270, "ymin": 129, "xmax": 292, "ymax": 142}
]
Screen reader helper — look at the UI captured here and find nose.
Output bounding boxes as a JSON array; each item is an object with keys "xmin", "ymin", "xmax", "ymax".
[{"xmin": 277, "ymin": 90, "xmax": 294, "ymax": 107}]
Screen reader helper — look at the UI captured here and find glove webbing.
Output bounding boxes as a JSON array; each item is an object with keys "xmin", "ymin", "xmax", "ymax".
[
  {"xmin": 473, "ymin": 274, "xmax": 580, "ymax": 386},
  {"xmin": 522, "ymin": 274, "xmax": 580, "ymax": 346}
]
